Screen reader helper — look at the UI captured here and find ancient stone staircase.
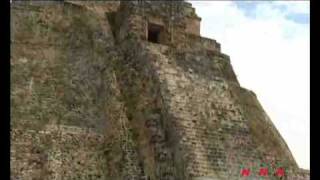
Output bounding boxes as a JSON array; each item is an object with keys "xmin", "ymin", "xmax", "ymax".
[{"xmin": 143, "ymin": 44, "xmax": 270, "ymax": 179}]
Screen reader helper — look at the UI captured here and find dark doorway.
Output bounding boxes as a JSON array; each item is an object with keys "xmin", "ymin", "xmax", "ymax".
[
  {"xmin": 148, "ymin": 23, "xmax": 163, "ymax": 44},
  {"xmin": 148, "ymin": 29, "xmax": 159, "ymax": 43}
]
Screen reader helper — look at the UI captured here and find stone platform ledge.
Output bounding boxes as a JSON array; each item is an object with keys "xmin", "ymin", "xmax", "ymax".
[
  {"xmin": 144, "ymin": 41, "xmax": 170, "ymax": 53},
  {"xmin": 12, "ymin": 123, "xmax": 104, "ymax": 136},
  {"xmin": 186, "ymin": 34, "xmax": 221, "ymax": 52}
]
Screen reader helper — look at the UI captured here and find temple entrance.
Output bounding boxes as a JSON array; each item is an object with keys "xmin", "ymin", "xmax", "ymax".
[{"xmin": 147, "ymin": 23, "xmax": 164, "ymax": 44}]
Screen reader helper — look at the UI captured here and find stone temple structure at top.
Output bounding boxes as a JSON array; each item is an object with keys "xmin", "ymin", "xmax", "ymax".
[
  {"xmin": 115, "ymin": 0, "xmax": 222, "ymax": 52},
  {"xmin": 10, "ymin": 0, "xmax": 309, "ymax": 180}
]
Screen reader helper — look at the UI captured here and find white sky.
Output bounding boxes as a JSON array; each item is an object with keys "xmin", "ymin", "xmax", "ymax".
[{"xmin": 189, "ymin": 1, "xmax": 310, "ymax": 170}]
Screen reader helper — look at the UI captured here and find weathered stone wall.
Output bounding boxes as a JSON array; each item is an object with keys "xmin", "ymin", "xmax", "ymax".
[
  {"xmin": 11, "ymin": 125, "xmax": 107, "ymax": 180},
  {"xmin": 113, "ymin": 40, "xmax": 187, "ymax": 180},
  {"xmin": 115, "ymin": 1, "xmax": 201, "ymax": 46},
  {"xmin": 144, "ymin": 44, "xmax": 250, "ymax": 178},
  {"xmin": 185, "ymin": 17, "xmax": 201, "ymax": 36},
  {"xmin": 229, "ymin": 84, "xmax": 299, "ymax": 168},
  {"xmin": 108, "ymin": 38, "xmax": 309, "ymax": 179},
  {"xmin": 66, "ymin": 0, "xmax": 120, "ymax": 14},
  {"xmin": 11, "ymin": 1, "xmax": 115, "ymax": 131},
  {"xmin": 177, "ymin": 34, "xmax": 221, "ymax": 52},
  {"xmin": 11, "ymin": 2, "xmax": 142, "ymax": 180},
  {"xmin": 141, "ymin": 41, "xmax": 308, "ymax": 179}
]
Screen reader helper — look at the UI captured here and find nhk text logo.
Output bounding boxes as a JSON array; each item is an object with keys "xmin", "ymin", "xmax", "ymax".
[{"xmin": 239, "ymin": 161, "xmax": 286, "ymax": 178}]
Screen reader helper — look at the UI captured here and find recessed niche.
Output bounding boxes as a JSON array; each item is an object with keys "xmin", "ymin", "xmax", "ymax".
[{"xmin": 147, "ymin": 23, "xmax": 164, "ymax": 44}]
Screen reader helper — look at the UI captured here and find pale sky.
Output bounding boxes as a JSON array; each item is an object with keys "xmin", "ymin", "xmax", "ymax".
[{"xmin": 189, "ymin": 1, "xmax": 310, "ymax": 170}]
